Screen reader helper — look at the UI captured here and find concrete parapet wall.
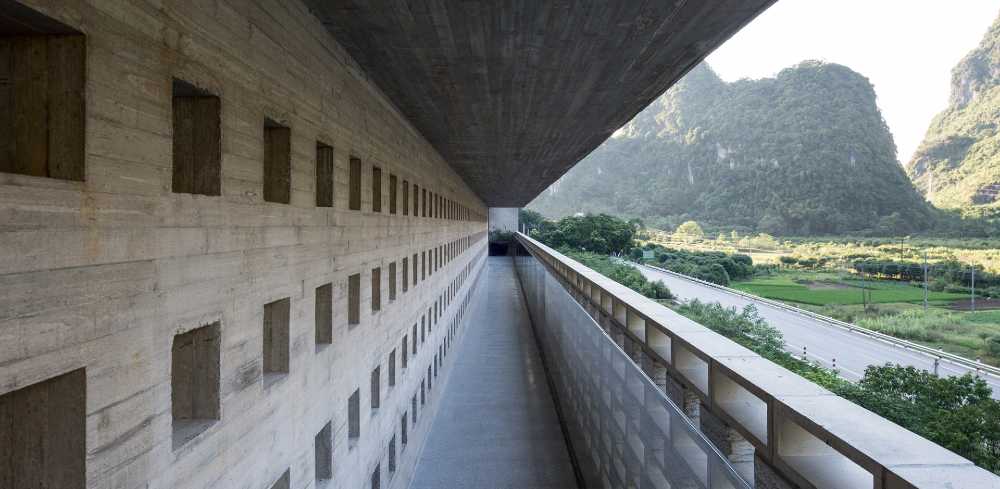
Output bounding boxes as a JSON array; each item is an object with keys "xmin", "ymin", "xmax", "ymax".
[{"xmin": 516, "ymin": 233, "xmax": 1000, "ymax": 489}]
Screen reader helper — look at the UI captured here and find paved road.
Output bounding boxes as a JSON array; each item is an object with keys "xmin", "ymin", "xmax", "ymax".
[{"xmin": 635, "ymin": 264, "xmax": 1000, "ymax": 398}]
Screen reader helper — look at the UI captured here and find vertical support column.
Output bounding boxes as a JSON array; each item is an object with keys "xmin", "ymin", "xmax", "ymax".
[
  {"xmin": 683, "ymin": 390, "xmax": 701, "ymax": 427},
  {"xmin": 613, "ymin": 299, "xmax": 627, "ymax": 325},
  {"xmin": 700, "ymin": 405, "xmax": 755, "ymax": 482},
  {"xmin": 755, "ymin": 456, "xmax": 797, "ymax": 489},
  {"xmin": 641, "ymin": 353, "xmax": 668, "ymax": 391},
  {"xmin": 625, "ymin": 309, "xmax": 645, "ymax": 362}
]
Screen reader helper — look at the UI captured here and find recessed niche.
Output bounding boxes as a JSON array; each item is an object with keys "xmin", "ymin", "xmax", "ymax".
[
  {"xmin": 262, "ymin": 119, "xmax": 290, "ymax": 204},
  {"xmin": 0, "ymin": 368, "xmax": 86, "ymax": 488},
  {"xmin": 171, "ymin": 322, "xmax": 221, "ymax": 448},
  {"xmin": 263, "ymin": 298, "xmax": 291, "ymax": 382},
  {"xmin": 0, "ymin": 8, "xmax": 85, "ymax": 182}
]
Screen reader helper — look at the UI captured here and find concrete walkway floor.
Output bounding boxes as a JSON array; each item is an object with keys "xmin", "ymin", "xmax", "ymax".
[{"xmin": 409, "ymin": 257, "xmax": 578, "ymax": 489}]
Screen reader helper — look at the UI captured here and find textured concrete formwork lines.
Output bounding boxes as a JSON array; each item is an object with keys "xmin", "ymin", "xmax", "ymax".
[
  {"xmin": 305, "ymin": 0, "xmax": 775, "ymax": 206},
  {"xmin": 409, "ymin": 257, "xmax": 577, "ymax": 489}
]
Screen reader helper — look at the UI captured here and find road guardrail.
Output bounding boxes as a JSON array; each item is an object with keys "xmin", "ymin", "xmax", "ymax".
[{"xmin": 636, "ymin": 262, "xmax": 1000, "ymax": 380}]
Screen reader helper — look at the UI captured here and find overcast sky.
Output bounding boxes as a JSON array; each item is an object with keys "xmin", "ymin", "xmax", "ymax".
[{"xmin": 706, "ymin": 0, "xmax": 1000, "ymax": 165}]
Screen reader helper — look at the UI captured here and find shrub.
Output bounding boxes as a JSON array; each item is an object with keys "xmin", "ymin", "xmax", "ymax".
[
  {"xmin": 988, "ymin": 336, "xmax": 1000, "ymax": 357},
  {"xmin": 563, "ymin": 249, "xmax": 673, "ymax": 301},
  {"xmin": 676, "ymin": 300, "xmax": 1000, "ymax": 474}
]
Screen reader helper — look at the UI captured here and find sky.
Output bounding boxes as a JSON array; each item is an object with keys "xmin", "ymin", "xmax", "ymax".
[{"xmin": 706, "ymin": 0, "xmax": 1000, "ymax": 165}]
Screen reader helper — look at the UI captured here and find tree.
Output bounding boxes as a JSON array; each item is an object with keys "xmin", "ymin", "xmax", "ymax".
[
  {"xmin": 629, "ymin": 248, "xmax": 644, "ymax": 261},
  {"xmin": 534, "ymin": 213, "xmax": 636, "ymax": 254},
  {"xmin": 749, "ymin": 233, "xmax": 780, "ymax": 250},
  {"xmin": 877, "ymin": 212, "xmax": 911, "ymax": 236},
  {"xmin": 988, "ymin": 336, "xmax": 1000, "ymax": 357},
  {"xmin": 519, "ymin": 208, "xmax": 547, "ymax": 233},
  {"xmin": 676, "ymin": 220, "xmax": 705, "ymax": 242},
  {"xmin": 757, "ymin": 213, "xmax": 786, "ymax": 235}
]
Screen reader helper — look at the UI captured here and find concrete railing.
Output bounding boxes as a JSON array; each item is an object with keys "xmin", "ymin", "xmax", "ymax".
[
  {"xmin": 515, "ymin": 233, "xmax": 1000, "ymax": 489},
  {"xmin": 637, "ymin": 262, "xmax": 1000, "ymax": 380}
]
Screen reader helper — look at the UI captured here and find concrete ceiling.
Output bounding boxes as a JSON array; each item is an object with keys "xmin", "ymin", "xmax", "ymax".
[{"xmin": 306, "ymin": 0, "xmax": 774, "ymax": 206}]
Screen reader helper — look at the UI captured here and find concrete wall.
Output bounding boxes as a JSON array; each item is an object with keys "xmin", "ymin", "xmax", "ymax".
[
  {"xmin": 0, "ymin": 1, "xmax": 488, "ymax": 488},
  {"xmin": 488, "ymin": 207, "xmax": 519, "ymax": 233}
]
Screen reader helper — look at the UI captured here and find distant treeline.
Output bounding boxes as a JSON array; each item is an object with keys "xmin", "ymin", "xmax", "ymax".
[
  {"xmin": 632, "ymin": 243, "xmax": 756, "ymax": 286},
  {"xmin": 524, "ymin": 210, "xmax": 761, "ymax": 287}
]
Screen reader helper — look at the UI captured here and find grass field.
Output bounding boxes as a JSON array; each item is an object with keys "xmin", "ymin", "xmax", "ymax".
[
  {"xmin": 732, "ymin": 272, "xmax": 966, "ymax": 306},
  {"xmin": 732, "ymin": 270, "xmax": 1000, "ymax": 365}
]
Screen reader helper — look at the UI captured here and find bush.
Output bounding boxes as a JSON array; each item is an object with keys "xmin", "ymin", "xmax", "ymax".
[
  {"xmin": 563, "ymin": 249, "xmax": 673, "ymax": 301},
  {"xmin": 629, "ymin": 248, "xmax": 643, "ymax": 261},
  {"xmin": 488, "ymin": 230, "xmax": 515, "ymax": 243},
  {"xmin": 641, "ymin": 243, "xmax": 755, "ymax": 282},
  {"xmin": 988, "ymin": 336, "xmax": 1000, "ymax": 357},
  {"xmin": 945, "ymin": 284, "xmax": 969, "ymax": 294},
  {"xmin": 929, "ymin": 278, "xmax": 948, "ymax": 292},
  {"xmin": 676, "ymin": 300, "xmax": 1000, "ymax": 474},
  {"xmin": 676, "ymin": 301, "xmax": 784, "ymax": 355},
  {"xmin": 697, "ymin": 263, "xmax": 731, "ymax": 286}
]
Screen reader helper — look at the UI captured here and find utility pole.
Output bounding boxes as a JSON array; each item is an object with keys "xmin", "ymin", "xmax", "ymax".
[
  {"xmin": 923, "ymin": 252, "xmax": 929, "ymax": 311},
  {"xmin": 971, "ymin": 267, "xmax": 976, "ymax": 312},
  {"xmin": 861, "ymin": 268, "xmax": 867, "ymax": 311}
]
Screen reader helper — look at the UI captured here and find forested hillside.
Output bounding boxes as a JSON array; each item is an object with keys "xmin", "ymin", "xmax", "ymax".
[
  {"xmin": 908, "ymin": 13, "xmax": 1000, "ymax": 209},
  {"xmin": 529, "ymin": 61, "xmax": 932, "ymax": 235}
]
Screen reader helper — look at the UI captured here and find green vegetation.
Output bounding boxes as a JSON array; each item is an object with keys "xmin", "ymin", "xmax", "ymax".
[
  {"xmin": 908, "ymin": 13, "xmax": 1000, "ymax": 209},
  {"xmin": 531, "ymin": 213, "xmax": 635, "ymax": 255},
  {"xmin": 645, "ymin": 228, "xmax": 1000, "ymax": 283},
  {"xmin": 855, "ymin": 309, "xmax": 1000, "ymax": 364},
  {"xmin": 527, "ymin": 213, "xmax": 672, "ymax": 301},
  {"xmin": 731, "ymin": 272, "xmax": 966, "ymax": 306},
  {"xmin": 675, "ymin": 220, "xmax": 705, "ymax": 241},
  {"xmin": 529, "ymin": 61, "xmax": 942, "ymax": 235},
  {"xmin": 632, "ymin": 242, "xmax": 755, "ymax": 286},
  {"xmin": 533, "ymin": 214, "xmax": 1000, "ymax": 364},
  {"xmin": 561, "ymin": 249, "xmax": 672, "ymax": 301},
  {"xmin": 519, "ymin": 209, "xmax": 546, "ymax": 234},
  {"xmin": 851, "ymin": 259, "xmax": 1000, "ymax": 297},
  {"xmin": 676, "ymin": 300, "xmax": 1000, "ymax": 474},
  {"xmin": 534, "ymin": 213, "xmax": 1000, "ymax": 470},
  {"xmin": 488, "ymin": 229, "xmax": 515, "ymax": 243}
]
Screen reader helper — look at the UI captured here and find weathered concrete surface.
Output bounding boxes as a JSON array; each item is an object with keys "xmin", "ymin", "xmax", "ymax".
[
  {"xmin": 488, "ymin": 207, "xmax": 519, "ymax": 232},
  {"xmin": 409, "ymin": 258, "xmax": 577, "ymax": 489},
  {"xmin": 0, "ymin": 1, "xmax": 488, "ymax": 489},
  {"xmin": 305, "ymin": 0, "xmax": 776, "ymax": 206}
]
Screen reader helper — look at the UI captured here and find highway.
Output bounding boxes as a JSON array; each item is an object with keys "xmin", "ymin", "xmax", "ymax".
[{"xmin": 634, "ymin": 264, "xmax": 1000, "ymax": 398}]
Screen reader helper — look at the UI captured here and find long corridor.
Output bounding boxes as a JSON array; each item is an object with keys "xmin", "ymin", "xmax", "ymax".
[{"xmin": 409, "ymin": 257, "xmax": 578, "ymax": 489}]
